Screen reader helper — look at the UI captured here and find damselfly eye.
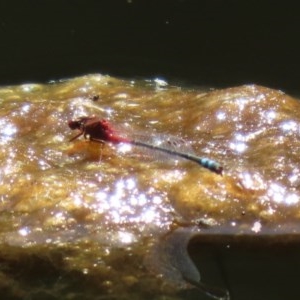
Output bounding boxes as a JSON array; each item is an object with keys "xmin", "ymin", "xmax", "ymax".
[{"xmin": 68, "ymin": 120, "xmax": 80, "ymax": 130}]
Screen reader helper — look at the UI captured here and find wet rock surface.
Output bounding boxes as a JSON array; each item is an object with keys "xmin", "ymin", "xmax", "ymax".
[{"xmin": 0, "ymin": 75, "xmax": 300, "ymax": 299}]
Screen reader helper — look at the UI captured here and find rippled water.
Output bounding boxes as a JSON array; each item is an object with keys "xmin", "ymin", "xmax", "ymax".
[{"xmin": 1, "ymin": 75, "xmax": 300, "ymax": 299}]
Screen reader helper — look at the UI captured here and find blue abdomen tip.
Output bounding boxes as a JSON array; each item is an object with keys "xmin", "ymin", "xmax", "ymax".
[{"xmin": 200, "ymin": 157, "xmax": 223, "ymax": 174}]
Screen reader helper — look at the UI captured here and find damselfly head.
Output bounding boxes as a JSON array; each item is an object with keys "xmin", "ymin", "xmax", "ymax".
[
  {"xmin": 68, "ymin": 119, "xmax": 82, "ymax": 130},
  {"xmin": 68, "ymin": 116, "xmax": 98, "ymax": 130}
]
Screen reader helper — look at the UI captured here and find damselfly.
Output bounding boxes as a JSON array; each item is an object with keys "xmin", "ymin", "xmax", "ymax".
[{"xmin": 68, "ymin": 116, "xmax": 223, "ymax": 175}]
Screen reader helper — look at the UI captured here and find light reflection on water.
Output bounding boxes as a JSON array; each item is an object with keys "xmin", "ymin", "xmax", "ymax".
[
  {"xmin": 92, "ymin": 177, "xmax": 172, "ymax": 230},
  {"xmin": 0, "ymin": 120, "xmax": 17, "ymax": 143},
  {"xmin": 1, "ymin": 79, "xmax": 300, "ymax": 241}
]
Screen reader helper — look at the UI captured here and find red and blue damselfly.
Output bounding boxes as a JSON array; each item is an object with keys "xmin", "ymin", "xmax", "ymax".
[{"xmin": 68, "ymin": 116, "xmax": 223, "ymax": 175}]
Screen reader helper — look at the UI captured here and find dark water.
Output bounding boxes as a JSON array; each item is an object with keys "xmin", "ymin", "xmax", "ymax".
[{"xmin": 188, "ymin": 238, "xmax": 300, "ymax": 300}]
